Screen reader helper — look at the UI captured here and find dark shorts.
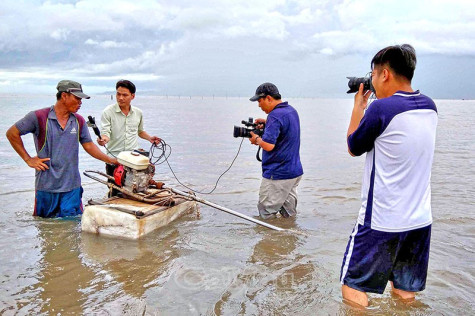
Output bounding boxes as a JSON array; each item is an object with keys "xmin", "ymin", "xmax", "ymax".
[
  {"xmin": 340, "ymin": 223, "xmax": 431, "ymax": 294},
  {"xmin": 34, "ymin": 187, "xmax": 83, "ymax": 218}
]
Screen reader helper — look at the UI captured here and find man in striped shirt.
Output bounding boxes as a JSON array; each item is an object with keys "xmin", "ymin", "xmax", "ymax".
[{"xmin": 340, "ymin": 44, "xmax": 438, "ymax": 307}]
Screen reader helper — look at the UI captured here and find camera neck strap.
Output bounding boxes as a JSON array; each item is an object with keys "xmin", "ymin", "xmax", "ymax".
[{"xmin": 256, "ymin": 147, "xmax": 262, "ymax": 162}]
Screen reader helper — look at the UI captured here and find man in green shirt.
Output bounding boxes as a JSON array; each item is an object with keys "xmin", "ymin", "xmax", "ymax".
[
  {"xmin": 97, "ymin": 80, "xmax": 160, "ymax": 196},
  {"xmin": 97, "ymin": 79, "xmax": 160, "ymax": 155}
]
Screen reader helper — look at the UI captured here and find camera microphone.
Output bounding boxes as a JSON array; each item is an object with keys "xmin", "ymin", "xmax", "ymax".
[{"xmin": 87, "ymin": 116, "xmax": 101, "ymax": 138}]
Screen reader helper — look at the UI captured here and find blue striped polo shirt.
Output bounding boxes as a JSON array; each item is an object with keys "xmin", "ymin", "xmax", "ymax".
[{"xmin": 15, "ymin": 106, "xmax": 92, "ymax": 192}]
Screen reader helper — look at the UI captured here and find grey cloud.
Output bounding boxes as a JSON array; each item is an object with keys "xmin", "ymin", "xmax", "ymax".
[{"xmin": 0, "ymin": 0, "xmax": 474, "ymax": 98}]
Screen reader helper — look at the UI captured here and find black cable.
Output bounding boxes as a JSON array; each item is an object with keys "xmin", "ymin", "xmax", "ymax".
[
  {"xmin": 149, "ymin": 138, "xmax": 245, "ymax": 194},
  {"xmin": 149, "ymin": 139, "xmax": 171, "ymax": 165},
  {"xmin": 104, "ymin": 145, "xmax": 118, "ymax": 158}
]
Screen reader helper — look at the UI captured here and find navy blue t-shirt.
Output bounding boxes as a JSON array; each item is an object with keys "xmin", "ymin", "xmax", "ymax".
[{"xmin": 261, "ymin": 102, "xmax": 303, "ymax": 180}]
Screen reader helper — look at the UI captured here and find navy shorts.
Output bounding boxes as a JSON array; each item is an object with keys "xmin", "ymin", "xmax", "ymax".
[
  {"xmin": 34, "ymin": 187, "xmax": 84, "ymax": 218},
  {"xmin": 340, "ymin": 223, "xmax": 431, "ymax": 294}
]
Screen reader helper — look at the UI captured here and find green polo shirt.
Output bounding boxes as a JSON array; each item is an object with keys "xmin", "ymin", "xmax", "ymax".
[{"xmin": 100, "ymin": 103, "xmax": 144, "ymax": 156}]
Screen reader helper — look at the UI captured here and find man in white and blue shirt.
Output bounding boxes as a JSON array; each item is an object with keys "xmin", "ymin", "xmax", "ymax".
[{"xmin": 340, "ymin": 45, "xmax": 438, "ymax": 306}]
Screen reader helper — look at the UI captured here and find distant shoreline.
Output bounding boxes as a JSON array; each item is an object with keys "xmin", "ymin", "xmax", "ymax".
[{"xmin": 0, "ymin": 93, "xmax": 471, "ymax": 101}]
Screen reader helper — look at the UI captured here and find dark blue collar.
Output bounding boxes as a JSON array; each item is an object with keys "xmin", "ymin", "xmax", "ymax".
[{"xmin": 275, "ymin": 101, "xmax": 288, "ymax": 109}]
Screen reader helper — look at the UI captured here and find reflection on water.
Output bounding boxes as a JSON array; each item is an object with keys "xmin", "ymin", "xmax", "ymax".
[
  {"xmin": 0, "ymin": 96, "xmax": 474, "ymax": 314},
  {"xmin": 79, "ymin": 226, "xmax": 186, "ymax": 313},
  {"xmin": 34, "ymin": 220, "xmax": 94, "ymax": 315},
  {"xmin": 214, "ymin": 219, "xmax": 315, "ymax": 315}
]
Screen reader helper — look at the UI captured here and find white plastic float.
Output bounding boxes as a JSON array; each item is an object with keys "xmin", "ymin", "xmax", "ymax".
[{"xmin": 81, "ymin": 194, "xmax": 197, "ymax": 240}]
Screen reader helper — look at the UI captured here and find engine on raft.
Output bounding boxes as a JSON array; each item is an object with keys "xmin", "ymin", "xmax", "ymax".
[
  {"xmin": 83, "ymin": 150, "xmax": 178, "ymax": 206},
  {"xmin": 104, "ymin": 150, "xmax": 173, "ymax": 205},
  {"xmin": 114, "ymin": 150, "xmax": 156, "ymax": 193}
]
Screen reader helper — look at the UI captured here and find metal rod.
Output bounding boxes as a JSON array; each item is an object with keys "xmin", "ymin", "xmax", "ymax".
[
  {"xmin": 167, "ymin": 187, "xmax": 285, "ymax": 231},
  {"xmin": 83, "ymin": 170, "xmax": 175, "ymax": 205},
  {"xmin": 84, "ymin": 170, "xmax": 284, "ymax": 231}
]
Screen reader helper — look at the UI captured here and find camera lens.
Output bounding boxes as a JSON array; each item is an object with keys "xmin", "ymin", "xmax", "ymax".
[
  {"xmin": 233, "ymin": 126, "xmax": 251, "ymax": 138},
  {"xmin": 347, "ymin": 76, "xmax": 372, "ymax": 94}
]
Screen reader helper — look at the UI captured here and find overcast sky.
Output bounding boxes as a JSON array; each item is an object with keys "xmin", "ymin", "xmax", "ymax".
[{"xmin": 1, "ymin": 0, "xmax": 474, "ymax": 99}]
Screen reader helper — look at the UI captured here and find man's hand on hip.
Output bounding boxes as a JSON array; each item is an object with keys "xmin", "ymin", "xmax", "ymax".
[{"xmin": 26, "ymin": 156, "xmax": 50, "ymax": 171}]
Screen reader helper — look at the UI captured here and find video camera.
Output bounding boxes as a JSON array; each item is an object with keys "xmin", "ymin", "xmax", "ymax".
[
  {"xmin": 233, "ymin": 117, "xmax": 265, "ymax": 138},
  {"xmin": 346, "ymin": 75, "xmax": 373, "ymax": 94}
]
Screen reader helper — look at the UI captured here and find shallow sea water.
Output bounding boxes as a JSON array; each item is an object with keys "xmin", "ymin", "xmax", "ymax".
[{"xmin": 0, "ymin": 94, "xmax": 473, "ymax": 315}]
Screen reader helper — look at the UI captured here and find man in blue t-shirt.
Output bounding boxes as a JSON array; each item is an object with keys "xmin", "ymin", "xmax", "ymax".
[
  {"xmin": 248, "ymin": 82, "xmax": 303, "ymax": 219},
  {"xmin": 340, "ymin": 45, "xmax": 438, "ymax": 306},
  {"xmin": 6, "ymin": 80, "xmax": 118, "ymax": 218}
]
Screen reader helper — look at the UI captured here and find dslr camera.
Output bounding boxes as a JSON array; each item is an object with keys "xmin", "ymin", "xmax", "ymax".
[
  {"xmin": 233, "ymin": 117, "xmax": 265, "ymax": 138},
  {"xmin": 346, "ymin": 75, "xmax": 373, "ymax": 94}
]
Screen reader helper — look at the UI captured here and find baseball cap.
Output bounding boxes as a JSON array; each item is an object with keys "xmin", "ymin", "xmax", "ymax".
[
  {"xmin": 56, "ymin": 80, "xmax": 90, "ymax": 99},
  {"xmin": 249, "ymin": 82, "xmax": 280, "ymax": 101}
]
